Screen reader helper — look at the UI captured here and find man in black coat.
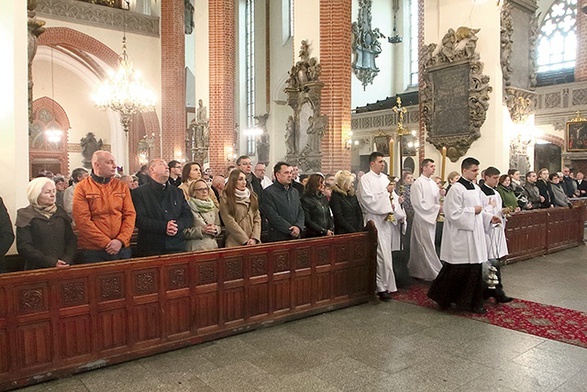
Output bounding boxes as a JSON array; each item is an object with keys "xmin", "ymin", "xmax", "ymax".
[
  {"xmin": 236, "ymin": 155, "xmax": 263, "ymax": 203},
  {"xmin": 561, "ymin": 167, "xmax": 578, "ymax": 198},
  {"xmin": 0, "ymin": 196, "xmax": 15, "ymax": 273},
  {"xmin": 261, "ymin": 162, "xmax": 304, "ymax": 242},
  {"xmin": 132, "ymin": 159, "xmax": 192, "ymax": 257}
]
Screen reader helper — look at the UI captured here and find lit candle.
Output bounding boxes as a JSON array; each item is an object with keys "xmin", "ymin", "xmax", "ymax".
[
  {"xmin": 389, "ymin": 138, "xmax": 394, "ymax": 176},
  {"xmin": 441, "ymin": 146, "xmax": 447, "ymax": 182}
]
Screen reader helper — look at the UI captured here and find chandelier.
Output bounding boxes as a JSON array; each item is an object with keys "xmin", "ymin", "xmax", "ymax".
[{"xmin": 92, "ymin": 3, "xmax": 156, "ymax": 133}]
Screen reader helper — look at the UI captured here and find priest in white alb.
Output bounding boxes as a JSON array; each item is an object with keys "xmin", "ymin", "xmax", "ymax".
[
  {"xmin": 408, "ymin": 158, "xmax": 443, "ymax": 280},
  {"xmin": 428, "ymin": 157, "xmax": 501, "ymax": 314},
  {"xmin": 357, "ymin": 151, "xmax": 396, "ymax": 301}
]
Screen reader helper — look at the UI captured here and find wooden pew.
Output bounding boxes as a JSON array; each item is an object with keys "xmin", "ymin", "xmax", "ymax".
[
  {"xmin": 505, "ymin": 201, "xmax": 586, "ymax": 264},
  {"xmin": 0, "ymin": 223, "xmax": 377, "ymax": 391}
]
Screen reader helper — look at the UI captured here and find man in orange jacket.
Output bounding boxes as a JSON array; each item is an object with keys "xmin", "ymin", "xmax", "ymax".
[{"xmin": 73, "ymin": 150, "xmax": 136, "ymax": 263}]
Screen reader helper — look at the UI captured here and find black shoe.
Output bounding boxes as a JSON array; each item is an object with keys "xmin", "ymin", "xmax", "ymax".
[
  {"xmin": 470, "ymin": 307, "xmax": 487, "ymax": 314},
  {"xmin": 495, "ymin": 295, "xmax": 513, "ymax": 303},
  {"xmin": 377, "ymin": 291, "xmax": 392, "ymax": 302}
]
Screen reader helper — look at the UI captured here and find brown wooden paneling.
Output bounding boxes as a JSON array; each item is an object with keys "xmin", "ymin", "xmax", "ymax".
[
  {"xmin": 505, "ymin": 202, "xmax": 585, "ymax": 263},
  {"xmin": 0, "ymin": 329, "xmax": 9, "ymax": 374},
  {"xmin": 165, "ymin": 297, "xmax": 191, "ymax": 338},
  {"xmin": 0, "ymin": 226, "xmax": 377, "ymax": 390},
  {"xmin": 97, "ymin": 308, "xmax": 127, "ymax": 351},
  {"xmin": 17, "ymin": 322, "xmax": 52, "ymax": 369},
  {"xmin": 58, "ymin": 315, "xmax": 92, "ymax": 360}
]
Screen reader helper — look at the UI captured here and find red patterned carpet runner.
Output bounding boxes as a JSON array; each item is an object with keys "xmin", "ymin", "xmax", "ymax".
[{"xmin": 394, "ymin": 284, "xmax": 587, "ymax": 349}]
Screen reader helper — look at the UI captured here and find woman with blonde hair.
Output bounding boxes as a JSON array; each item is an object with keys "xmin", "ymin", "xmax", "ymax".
[
  {"xmin": 329, "ymin": 170, "xmax": 363, "ymax": 234},
  {"xmin": 184, "ymin": 179, "xmax": 221, "ymax": 251},
  {"xmin": 16, "ymin": 177, "xmax": 77, "ymax": 269},
  {"xmin": 219, "ymin": 169, "xmax": 261, "ymax": 247}
]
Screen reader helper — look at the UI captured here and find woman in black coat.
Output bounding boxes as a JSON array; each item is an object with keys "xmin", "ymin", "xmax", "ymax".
[
  {"xmin": 329, "ymin": 170, "xmax": 363, "ymax": 234},
  {"xmin": 301, "ymin": 174, "xmax": 334, "ymax": 237},
  {"xmin": 16, "ymin": 177, "xmax": 76, "ymax": 270}
]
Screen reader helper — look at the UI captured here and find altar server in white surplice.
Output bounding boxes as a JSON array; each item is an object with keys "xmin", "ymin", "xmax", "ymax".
[
  {"xmin": 357, "ymin": 152, "xmax": 395, "ymax": 301},
  {"xmin": 408, "ymin": 159, "xmax": 443, "ymax": 281},
  {"xmin": 479, "ymin": 167, "xmax": 513, "ymax": 304},
  {"xmin": 428, "ymin": 157, "xmax": 501, "ymax": 314}
]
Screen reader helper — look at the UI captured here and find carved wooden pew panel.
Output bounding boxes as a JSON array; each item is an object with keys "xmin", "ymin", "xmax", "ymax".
[
  {"xmin": 505, "ymin": 202, "xmax": 585, "ymax": 263},
  {"xmin": 0, "ymin": 224, "xmax": 377, "ymax": 391}
]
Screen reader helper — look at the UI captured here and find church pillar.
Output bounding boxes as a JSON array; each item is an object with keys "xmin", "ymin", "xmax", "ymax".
[
  {"xmin": 161, "ymin": 0, "xmax": 186, "ymax": 162},
  {"xmin": 0, "ymin": 1, "xmax": 30, "ymax": 251},
  {"xmin": 423, "ymin": 1, "xmax": 508, "ymax": 172},
  {"xmin": 576, "ymin": 0, "xmax": 587, "ymax": 82},
  {"xmin": 208, "ymin": 0, "xmax": 236, "ymax": 175},
  {"xmin": 319, "ymin": 0, "xmax": 352, "ymax": 173}
]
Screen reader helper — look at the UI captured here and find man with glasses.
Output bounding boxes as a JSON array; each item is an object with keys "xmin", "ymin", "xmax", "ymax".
[
  {"xmin": 167, "ymin": 160, "xmax": 182, "ymax": 187},
  {"xmin": 236, "ymin": 155, "xmax": 263, "ymax": 203},
  {"xmin": 132, "ymin": 158, "xmax": 192, "ymax": 256}
]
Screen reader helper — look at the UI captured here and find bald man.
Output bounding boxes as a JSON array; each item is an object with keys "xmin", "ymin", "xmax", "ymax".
[{"xmin": 73, "ymin": 150, "xmax": 136, "ymax": 263}]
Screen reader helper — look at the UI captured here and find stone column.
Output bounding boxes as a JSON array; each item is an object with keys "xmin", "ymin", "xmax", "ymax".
[
  {"xmin": 208, "ymin": 0, "xmax": 236, "ymax": 175},
  {"xmin": 0, "ymin": 1, "xmax": 30, "ymax": 250},
  {"xmin": 161, "ymin": 0, "xmax": 186, "ymax": 162}
]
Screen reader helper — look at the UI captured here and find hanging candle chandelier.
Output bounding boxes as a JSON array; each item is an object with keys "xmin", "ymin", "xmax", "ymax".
[{"xmin": 92, "ymin": 2, "xmax": 156, "ymax": 133}]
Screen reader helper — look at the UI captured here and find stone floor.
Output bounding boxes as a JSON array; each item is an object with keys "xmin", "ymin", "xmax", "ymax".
[{"xmin": 17, "ymin": 241, "xmax": 587, "ymax": 392}]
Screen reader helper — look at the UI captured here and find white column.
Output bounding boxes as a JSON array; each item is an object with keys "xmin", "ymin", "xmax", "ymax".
[
  {"xmin": 0, "ymin": 1, "xmax": 30, "ymax": 254},
  {"xmin": 293, "ymin": 0, "xmax": 321, "ymax": 60}
]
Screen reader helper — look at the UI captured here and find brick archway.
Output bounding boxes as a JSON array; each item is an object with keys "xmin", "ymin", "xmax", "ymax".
[
  {"xmin": 37, "ymin": 27, "xmax": 160, "ymax": 173},
  {"xmin": 33, "ymin": 96, "xmax": 71, "ymax": 130}
]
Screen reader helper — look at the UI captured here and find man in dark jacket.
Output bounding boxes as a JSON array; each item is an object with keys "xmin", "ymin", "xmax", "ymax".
[
  {"xmin": 236, "ymin": 155, "xmax": 263, "ymax": 203},
  {"xmin": 0, "ymin": 196, "xmax": 15, "ymax": 273},
  {"xmin": 561, "ymin": 167, "xmax": 578, "ymax": 198},
  {"xmin": 132, "ymin": 159, "xmax": 192, "ymax": 256},
  {"xmin": 261, "ymin": 162, "xmax": 304, "ymax": 242}
]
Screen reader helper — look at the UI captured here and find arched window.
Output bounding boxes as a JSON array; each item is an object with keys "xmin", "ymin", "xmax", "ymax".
[{"xmin": 537, "ymin": 0, "xmax": 577, "ymax": 73}]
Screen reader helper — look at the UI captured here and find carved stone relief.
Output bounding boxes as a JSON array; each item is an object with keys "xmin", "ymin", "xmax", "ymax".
[
  {"xmin": 500, "ymin": 3, "xmax": 514, "ymax": 88},
  {"xmin": 187, "ymin": 99, "xmax": 209, "ymax": 163},
  {"xmin": 80, "ymin": 132, "xmax": 104, "ymax": 169},
  {"xmin": 351, "ymin": 0, "xmax": 386, "ymax": 89},
  {"xmin": 421, "ymin": 27, "xmax": 492, "ymax": 161},
  {"xmin": 505, "ymin": 87, "xmax": 536, "ymax": 124},
  {"xmin": 37, "ymin": 0, "xmax": 160, "ymax": 37},
  {"xmin": 284, "ymin": 41, "xmax": 328, "ymax": 172},
  {"xmin": 28, "ymin": 0, "xmax": 46, "ymax": 126},
  {"xmin": 529, "ymin": 10, "xmax": 540, "ymax": 89}
]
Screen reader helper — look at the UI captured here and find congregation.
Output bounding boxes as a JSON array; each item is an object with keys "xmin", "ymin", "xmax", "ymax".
[{"xmin": 1, "ymin": 150, "xmax": 586, "ymax": 314}]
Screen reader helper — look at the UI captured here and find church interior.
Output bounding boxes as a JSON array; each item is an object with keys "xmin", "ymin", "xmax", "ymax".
[{"xmin": 1, "ymin": 0, "xmax": 587, "ymax": 390}]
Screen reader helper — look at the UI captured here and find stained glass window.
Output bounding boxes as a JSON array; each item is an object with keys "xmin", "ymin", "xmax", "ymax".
[{"xmin": 537, "ymin": 0, "xmax": 577, "ymax": 73}]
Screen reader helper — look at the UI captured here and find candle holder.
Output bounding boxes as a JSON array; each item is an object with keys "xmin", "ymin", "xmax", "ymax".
[
  {"xmin": 437, "ymin": 180, "xmax": 446, "ymax": 222},
  {"xmin": 385, "ymin": 175, "xmax": 397, "ymax": 223}
]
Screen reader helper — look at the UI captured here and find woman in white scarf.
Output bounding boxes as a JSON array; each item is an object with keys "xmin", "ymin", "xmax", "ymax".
[
  {"xmin": 15, "ymin": 177, "xmax": 77, "ymax": 269},
  {"xmin": 184, "ymin": 179, "xmax": 221, "ymax": 251},
  {"xmin": 219, "ymin": 170, "xmax": 261, "ymax": 247}
]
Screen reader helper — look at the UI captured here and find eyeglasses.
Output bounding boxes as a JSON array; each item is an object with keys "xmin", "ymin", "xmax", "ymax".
[
  {"xmin": 194, "ymin": 188, "xmax": 209, "ymax": 192},
  {"xmin": 173, "ymin": 166, "xmax": 181, "ymax": 169}
]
